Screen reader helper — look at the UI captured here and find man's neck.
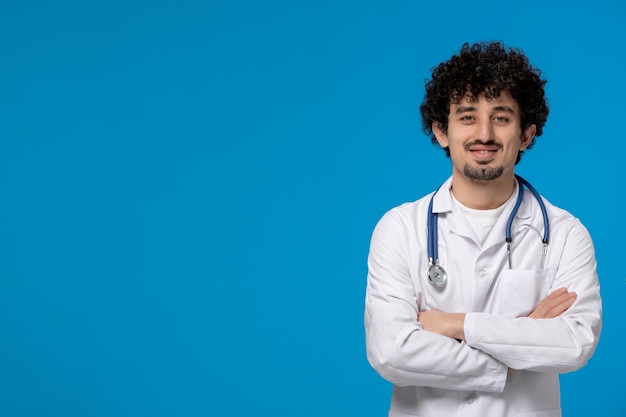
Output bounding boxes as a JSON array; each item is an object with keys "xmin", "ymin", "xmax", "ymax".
[{"xmin": 449, "ymin": 173, "xmax": 516, "ymax": 210}]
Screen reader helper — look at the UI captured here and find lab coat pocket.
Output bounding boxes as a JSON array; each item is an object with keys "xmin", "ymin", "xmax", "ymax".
[{"xmin": 495, "ymin": 268, "xmax": 556, "ymax": 318}]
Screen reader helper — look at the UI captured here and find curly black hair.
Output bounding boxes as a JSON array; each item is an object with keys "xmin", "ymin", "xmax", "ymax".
[{"xmin": 419, "ymin": 41, "xmax": 549, "ymax": 163}]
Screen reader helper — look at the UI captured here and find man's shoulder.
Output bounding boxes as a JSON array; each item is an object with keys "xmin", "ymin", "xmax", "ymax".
[
  {"xmin": 374, "ymin": 192, "xmax": 436, "ymax": 230},
  {"xmin": 386, "ymin": 192, "xmax": 435, "ymax": 216},
  {"xmin": 539, "ymin": 196, "xmax": 591, "ymax": 238},
  {"xmin": 541, "ymin": 196, "xmax": 582, "ymax": 223}
]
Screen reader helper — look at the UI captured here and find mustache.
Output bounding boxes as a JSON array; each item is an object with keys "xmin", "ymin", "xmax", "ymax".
[{"xmin": 464, "ymin": 140, "xmax": 503, "ymax": 151}]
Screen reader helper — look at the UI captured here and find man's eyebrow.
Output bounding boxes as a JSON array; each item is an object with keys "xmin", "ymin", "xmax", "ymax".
[
  {"xmin": 454, "ymin": 105, "xmax": 516, "ymax": 114},
  {"xmin": 454, "ymin": 106, "xmax": 476, "ymax": 114},
  {"xmin": 493, "ymin": 105, "xmax": 516, "ymax": 114}
]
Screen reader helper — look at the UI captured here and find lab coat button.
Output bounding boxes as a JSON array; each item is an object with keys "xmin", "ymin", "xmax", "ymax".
[
  {"xmin": 466, "ymin": 392, "xmax": 476, "ymax": 403},
  {"xmin": 478, "ymin": 270, "xmax": 487, "ymax": 279}
]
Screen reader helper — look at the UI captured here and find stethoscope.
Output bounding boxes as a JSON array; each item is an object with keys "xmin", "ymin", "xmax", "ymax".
[{"xmin": 427, "ymin": 175, "xmax": 550, "ymax": 287}]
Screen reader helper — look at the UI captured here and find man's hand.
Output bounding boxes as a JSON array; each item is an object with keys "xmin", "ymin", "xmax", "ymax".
[
  {"xmin": 528, "ymin": 287, "xmax": 577, "ymax": 319},
  {"xmin": 417, "ymin": 310, "xmax": 466, "ymax": 341}
]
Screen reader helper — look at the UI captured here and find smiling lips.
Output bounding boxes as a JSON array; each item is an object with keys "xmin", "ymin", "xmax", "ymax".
[{"xmin": 468, "ymin": 144, "xmax": 499, "ymax": 161}]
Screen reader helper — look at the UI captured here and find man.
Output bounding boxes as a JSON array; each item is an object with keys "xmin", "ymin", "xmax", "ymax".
[{"xmin": 364, "ymin": 41, "xmax": 602, "ymax": 417}]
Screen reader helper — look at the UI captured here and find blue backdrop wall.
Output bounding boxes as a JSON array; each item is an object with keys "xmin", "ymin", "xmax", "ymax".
[{"xmin": 1, "ymin": 1, "xmax": 624, "ymax": 416}]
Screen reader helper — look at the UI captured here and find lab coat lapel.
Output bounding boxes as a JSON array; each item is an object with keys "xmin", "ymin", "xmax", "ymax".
[{"xmin": 432, "ymin": 178, "xmax": 477, "ymax": 242}]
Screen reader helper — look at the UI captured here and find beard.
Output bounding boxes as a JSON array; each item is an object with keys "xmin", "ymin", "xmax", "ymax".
[{"xmin": 463, "ymin": 164, "xmax": 504, "ymax": 181}]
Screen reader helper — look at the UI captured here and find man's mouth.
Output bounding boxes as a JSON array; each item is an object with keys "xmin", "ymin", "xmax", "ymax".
[
  {"xmin": 470, "ymin": 148, "xmax": 497, "ymax": 154},
  {"xmin": 466, "ymin": 142, "xmax": 501, "ymax": 160}
]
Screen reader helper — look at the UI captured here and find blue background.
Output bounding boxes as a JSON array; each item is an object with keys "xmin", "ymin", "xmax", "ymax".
[{"xmin": 1, "ymin": 1, "xmax": 624, "ymax": 416}]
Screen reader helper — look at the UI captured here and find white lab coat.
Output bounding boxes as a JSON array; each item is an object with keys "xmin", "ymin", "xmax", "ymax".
[{"xmin": 364, "ymin": 177, "xmax": 602, "ymax": 417}]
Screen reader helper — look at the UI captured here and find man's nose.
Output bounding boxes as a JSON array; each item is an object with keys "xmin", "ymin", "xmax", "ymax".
[{"xmin": 476, "ymin": 119, "xmax": 495, "ymax": 141}]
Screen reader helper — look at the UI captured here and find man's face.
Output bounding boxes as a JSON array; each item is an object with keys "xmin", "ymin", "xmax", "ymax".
[{"xmin": 433, "ymin": 91, "xmax": 536, "ymax": 183}]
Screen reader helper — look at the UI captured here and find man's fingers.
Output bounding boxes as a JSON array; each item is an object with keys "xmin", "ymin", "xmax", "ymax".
[
  {"xmin": 545, "ymin": 293, "xmax": 577, "ymax": 318},
  {"xmin": 529, "ymin": 288, "xmax": 577, "ymax": 319}
]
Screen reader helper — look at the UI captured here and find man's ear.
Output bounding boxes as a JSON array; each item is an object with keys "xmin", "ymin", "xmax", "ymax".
[
  {"xmin": 432, "ymin": 122, "xmax": 448, "ymax": 148},
  {"xmin": 520, "ymin": 124, "xmax": 536, "ymax": 150}
]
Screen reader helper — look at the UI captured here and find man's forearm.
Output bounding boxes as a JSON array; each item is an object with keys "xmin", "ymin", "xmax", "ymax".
[
  {"xmin": 418, "ymin": 310, "xmax": 466, "ymax": 340},
  {"xmin": 418, "ymin": 287, "xmax": 577, "ymax": 341}
]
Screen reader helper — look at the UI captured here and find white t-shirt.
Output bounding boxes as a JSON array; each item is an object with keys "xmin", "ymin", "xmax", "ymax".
[{"xmin": 452, "ymin": 193, "xmax": 509, "ymax": 246}]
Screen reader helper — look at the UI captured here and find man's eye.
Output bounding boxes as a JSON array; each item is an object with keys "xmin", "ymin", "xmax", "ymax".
[
  {"xmin": 494, "ymin": 116, "xmax": 508, "ymax": 123},
  {"xmin": 460, "ymin": 115, "xmax": 473, "ymax": 121}
]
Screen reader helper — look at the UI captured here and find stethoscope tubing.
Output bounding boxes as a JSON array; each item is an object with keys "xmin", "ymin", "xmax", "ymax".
[
  {"xmin": 514, "ymin": 175, "xmax": 549, "ymax": 245},
  {"xmin": 427, "ymin": 175, "xmax": 550, "ymax": 286}
]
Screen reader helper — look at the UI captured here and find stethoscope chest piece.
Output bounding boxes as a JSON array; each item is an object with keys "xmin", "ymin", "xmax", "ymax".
[{"xmin": 428, "ymin": 263, "xmax": 447, "ymax": 287}]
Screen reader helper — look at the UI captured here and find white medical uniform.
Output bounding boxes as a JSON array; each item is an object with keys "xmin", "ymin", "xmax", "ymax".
[{"xmin": 364, "ymin": 177, "xmax": 602, "ymax": 417}]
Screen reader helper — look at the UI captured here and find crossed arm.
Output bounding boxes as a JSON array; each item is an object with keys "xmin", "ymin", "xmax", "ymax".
[
  {"xmin": 366, "ymin": 211, "xmax": 601, "ymax": 389},
  {"xmin": 418, "ymin": 287, "xmax": 578, "ymax": 341}
]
